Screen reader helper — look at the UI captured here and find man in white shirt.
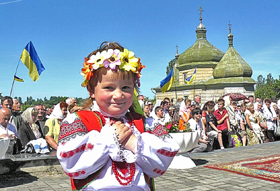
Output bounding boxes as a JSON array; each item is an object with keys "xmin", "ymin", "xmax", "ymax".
[
  {"xmin": 0, "ymin": 108, "xmax": 16, "ymax": 139},
  {"xmin": 188, "ymin": 108, "xmax": 209, "ymax": 153},
  {"xmin": 152, "ymin": 106, "xmax": 171, "ymax": 126}
]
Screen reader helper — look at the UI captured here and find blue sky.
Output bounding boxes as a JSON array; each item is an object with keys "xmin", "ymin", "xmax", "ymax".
[{"xmin": 0, "ymin": 0, "xmax": 279, "ymax": 101}]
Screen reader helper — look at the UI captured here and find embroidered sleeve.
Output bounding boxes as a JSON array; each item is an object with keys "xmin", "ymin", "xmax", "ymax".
[
  {"xmin": 57, "ymin": 115, "xmax": 116, "ymax": 179},
  {"xmin": 135, "ymin": 132, "xmax": 180, "ymax": 178}
]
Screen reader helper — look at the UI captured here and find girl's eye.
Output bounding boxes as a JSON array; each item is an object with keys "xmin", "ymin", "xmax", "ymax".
[
  {"xmin": 123, "ymin": 86, "xmax": 132, "ymax": 90},
  {"xmin": 104, "ymin": 86, "xmax": 113, "ymax": 90}
]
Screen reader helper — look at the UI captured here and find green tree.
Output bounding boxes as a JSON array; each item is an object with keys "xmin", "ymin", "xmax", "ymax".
[
  {"xmin": 255, "ymin": 73, "xmax": 280, "ymax": 100},
  {"xmin": 166, "ymin": 58, "xmax": 176, "ymax": 75}
]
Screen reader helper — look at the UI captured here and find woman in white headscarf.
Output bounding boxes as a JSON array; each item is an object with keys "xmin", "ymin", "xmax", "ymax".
[
  {"xmin": 19, "ymin": 107, "xmax": 43, "ymax": 147},
  {"xmin": 45, "ymin": 102, "xmax": 68, "ymax": 150},
  {"xmin": 263, "ymin": 98, "xmax": 277, "ymax": 142}
]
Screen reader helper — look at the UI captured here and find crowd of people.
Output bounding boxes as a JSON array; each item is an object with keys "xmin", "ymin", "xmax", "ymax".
[
  {"xmin": 1, "ymin": 41, "xmax": 280, "ymax": 190},
  {"xmin": 138, "ymin": 94, "xmax": 280, "ymax": 153},
  {"xmin": 1, "ymin": 94, "xmax": 279, "ymax": 155},
  {"xmin": 0, "ymin": 96, "xmax": 81, "ymax": 154}
]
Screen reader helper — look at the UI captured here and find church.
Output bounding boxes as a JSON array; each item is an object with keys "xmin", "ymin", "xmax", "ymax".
[{"xmin": 153, "ymin": 7, "xmax": 256, "ymax": 103}]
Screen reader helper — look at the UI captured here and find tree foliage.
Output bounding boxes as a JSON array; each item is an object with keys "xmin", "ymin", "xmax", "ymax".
[
  {"xmin": 16, "ymin": 96, "xmax": 86, "ymax": 111},
  {"xmin": 255, "ymin": 73, "xmax": 280, "ymax": 99},
  {"xmin": 166, "ymin": 58, "xmax": 176, "ymax": 75}
]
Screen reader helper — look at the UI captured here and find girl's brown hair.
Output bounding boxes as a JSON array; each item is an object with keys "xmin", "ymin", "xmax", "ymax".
[{"xmin": 83, "ymin": 42, "xmax": 138, "ymax": 110}]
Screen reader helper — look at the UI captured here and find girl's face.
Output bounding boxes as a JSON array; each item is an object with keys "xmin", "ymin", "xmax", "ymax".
[{"xmin": 90, "ymin": 70, "xmax": 134, "ymax": 116}]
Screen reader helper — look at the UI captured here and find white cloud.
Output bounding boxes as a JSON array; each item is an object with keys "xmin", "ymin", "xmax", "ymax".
[{"xmin": 0, "ymin": 0, "xmax": 24, "ymax": 6}]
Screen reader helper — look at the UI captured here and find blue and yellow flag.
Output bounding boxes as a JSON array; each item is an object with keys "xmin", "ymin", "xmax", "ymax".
[
  {"xmin": 160, "ymin": 68, "xmax": 174, "ymax": 93},
  {"xmin": 14, "ymin": 75, "xmax": 24, "ymax": 82},
  {"xmin": 20, "ymin": 41, "xmax": 45, "ymax": 81},
  {"xmin": 185, "ymin": 69, "xmax": 196, "ymax": 85}
]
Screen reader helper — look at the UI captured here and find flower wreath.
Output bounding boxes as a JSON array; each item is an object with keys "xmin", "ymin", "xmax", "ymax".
[{"xmin": 81, "ymin": 48, "xmax": 145, "ymax": 87}]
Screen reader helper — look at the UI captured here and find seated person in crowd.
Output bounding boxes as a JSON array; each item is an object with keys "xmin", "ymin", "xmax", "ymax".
[
  {"xmin": 0, "ymin": 108, "xmax": 17, "ymax": 139},
  {"xmin": 188, "ymin": 108, "xmax": 209, "ymax": 153},
  {"xmin": 18, "ymin": 107, "xmax": 44, "ymax": 147},
  {"xmin": 233, "ymin": 102, "xmax": 247, "ymax": 146},
  {"xmin": 0, "ymin": 108, "xmax": 21, "ymax": 154},
  {"xmin": 179, "ymin": 98, "xmax": 192, "ymax": 130},
  {"xmin": 245, "ymin": 102, "xmax": 264, "ymax": 144},
  {"xmin": 152, "ymin": 106, "xmax": 171, "ymax": 126},
  {"xmin": 45, "ymin": 102, "xmax": 68, "ymax": 150},
  {"xmin": 205, "ymin": 102, "xmax": 223, "ymax": 151},
  {"xmin": 213, "ymin": 98, "xmax": 231, "ymax": 149},
  {"xmin": 161, "ymin": 100, "xmax": 171, "ymax": 122}
]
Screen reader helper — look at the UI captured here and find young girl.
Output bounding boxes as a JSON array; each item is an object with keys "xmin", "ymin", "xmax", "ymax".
[{"xmin": 57, "ymin": 42, "xmax": 179, "ymax": 191}]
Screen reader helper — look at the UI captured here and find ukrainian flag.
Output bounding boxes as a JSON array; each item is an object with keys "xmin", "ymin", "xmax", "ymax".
[
  {"xmin": 185, "ymin": 69, "xmax": 196, "ymax": 85},
  {"xmin": 20, "ymin": 41, "xmax": 45, "ymax": 81},
  {"xmin": 160, "ymin": 68, "xmax": 174, "ymax": 93},
  {"xmin": 14, "ymin": 75, "xmax": 24, "ymax": 82}
]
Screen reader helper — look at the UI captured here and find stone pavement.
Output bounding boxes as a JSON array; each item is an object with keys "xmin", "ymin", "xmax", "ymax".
[{"xmin": 1, "ymin": 141, "xmax": 280, "ymax": 191}]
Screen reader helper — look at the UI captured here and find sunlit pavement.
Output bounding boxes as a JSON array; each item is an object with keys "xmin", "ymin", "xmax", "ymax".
[{"xmin": 1, "ymin": 141, "xmax": 280, "ymax": 191}]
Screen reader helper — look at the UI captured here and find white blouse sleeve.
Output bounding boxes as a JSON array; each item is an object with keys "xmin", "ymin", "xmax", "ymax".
[
  {"xmin": 57, "ymin": 117, "xmax": 117, "ymax": 179},
  {"xmin": 136, "ymin": 132, "xmax": 179, "ymax": 177}
]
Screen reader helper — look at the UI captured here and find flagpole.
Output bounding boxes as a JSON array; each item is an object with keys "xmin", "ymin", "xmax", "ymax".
[
  {"xmin": 10, "ymin": 59, "xmax": 21, "ymax": 96},
  {"xmin": 174, "ymin": 45, "xmax": 179, "ymax": 101}
]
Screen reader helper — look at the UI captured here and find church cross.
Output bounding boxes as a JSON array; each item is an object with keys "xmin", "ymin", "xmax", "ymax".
[
  {"xmin": 198, "ymin": 6, "xmax": 204, "ymax": 21},
  {"xmin": 228, "ymin": 21, "xmax": 232, "ymax": 33}
]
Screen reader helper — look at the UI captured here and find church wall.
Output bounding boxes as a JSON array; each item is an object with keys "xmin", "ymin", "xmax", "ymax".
[
  {"xmin": 178, "ymin": 68, "xmax": 214, "ymax": 85},
  {"xmin": 155, "ymin": 85, "xmax": 254, "ymax": 104}
]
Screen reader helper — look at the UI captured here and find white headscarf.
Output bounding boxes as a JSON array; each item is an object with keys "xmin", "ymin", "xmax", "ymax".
[
  {"xmin": 150, "ymin": 100, "xmax": 162, "ymax": 119},
  {"xmin": 48, "ymin": 103, "xmax": 64, "ymax": 119},
  {"xmin": 21, "ymin": 107, "xmax": 37, "ymax": 124},
  {"xmin": 21, "ymin": 107, "xmax": 41, "ymax": 139}
]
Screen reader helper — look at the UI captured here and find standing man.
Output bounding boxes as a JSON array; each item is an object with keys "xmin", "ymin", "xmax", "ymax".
[
  {"xmin": 248, "ymin": 95, "xmax": 254, "ymax": 104},
  {"xmin": 192, "ymin": 94, "xmax": 201, "ymax": 108},
  {"xmin": 11, "ymin": 99, "xmax": 23, "ymax": 131},
  {"xmin": 1, "ymin": 97, "xmax": 22, "ymax": 132},
  {"xmin": 12, "ymin": 99, "xmax": 21, "ymax": 112},
  {"xmin": 0, "ymin": 96, "xmax": 13, "ymax": 110},
  {"xmin": 35, "ymin": 104, "xmax": 47, "ymax": 135}
]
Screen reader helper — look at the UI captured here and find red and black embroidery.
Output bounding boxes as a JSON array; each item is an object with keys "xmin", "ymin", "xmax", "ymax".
[
  {"xmin": 152, "ymin": 168, "xmax": 166, "ymax": 175},
  {"xmin": 58, "ymin": 118, "xmax": 88, "ymax": 144},
  {"xmin": 60, "ymin": 143, "xmax": 94, "ymax": 158},
  {"xmin": 65, "ymin": 170, "xmax": 86, "ymax": 178},
  {"xmin": 157, "ymin": 149, "xmax": 178, "ymax": 157}
]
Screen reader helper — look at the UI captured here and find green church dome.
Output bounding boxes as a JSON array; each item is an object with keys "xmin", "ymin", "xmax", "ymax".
[
  {"xmin": 178, "ymin": 18, "xmax": 224, "ymax": 65},
  {"xmin": 213, "ymin": 30, "xmax": 253, "ymax": 78}
]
